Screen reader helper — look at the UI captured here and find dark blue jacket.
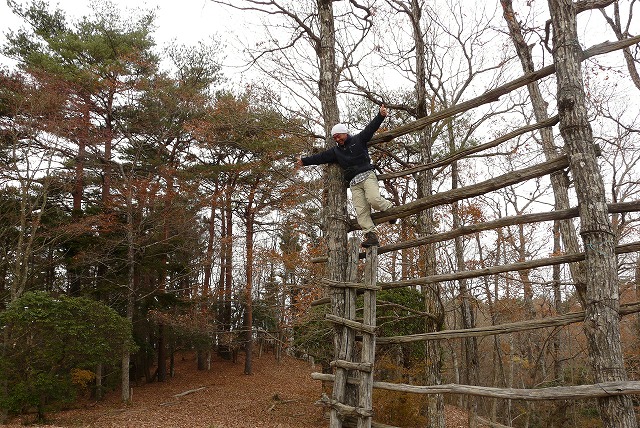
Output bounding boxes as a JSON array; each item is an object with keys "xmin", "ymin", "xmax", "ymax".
[{"xmin": 301, "ymin": 113, "xmax": 385, "ymax": 184}]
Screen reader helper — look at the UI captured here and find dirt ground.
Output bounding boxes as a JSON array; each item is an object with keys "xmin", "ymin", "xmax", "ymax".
[{"xmin": 4, "ymin": 352, "xmax": 471, "ymax": 428}]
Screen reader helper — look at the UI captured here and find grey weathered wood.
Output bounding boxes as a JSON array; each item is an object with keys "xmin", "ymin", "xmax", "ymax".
[
  {"xmin": 311, "ymin": 201, "xmax": 640, "ymax": 264},
  {"xmin": 574, "ymin": 0, "xmax": 617, "ymax": 13},
  {"xmin": 314, "ymin": 375, "xmax": 640, "ymax": 401},
  {"xmin": 331, "ymin": 239, "xmax": 360, "ymax": 428},
  {"xmin": 376, "ymin": 301, "xmax": 640, "ymax": 344},
  {"xmin": 367, "ymin": 35, "xmax": 640, "ymax": 146},
  {"xmin": 313, "ymin": 372, "xmax": 361, "ymax": 385},
  {"xmin": 309, "ymin": 16, "xmax": 640, "ymax": 428},
  {"xmin": 326, "ymin": 314, "xmax": 377, "ymax": 334},
  {"xmin": 316, "ymin": 372, "xmax": 387, "ymax": 428},
  {"xmin": 378, "ymin": 241, "xmax": 640, "ymax": 291},
  {"xmin": 373, "ymin": 380, "xmax": 640, "ymax": 400},
  {"xmin": 377, "ymin": 115, "xmax": 559, "ymax": 181},
  {"xmin": 322, "ymin": 278, "xmax": 381, "ymax": 291},
  {"xmin": 357, "ymin": 246, "xmax": 377, "ymax": 428},
  {"xmin": 357, "ymin": 155, "xmax": 570, "ymax": 229},
  {"xmin": 501, "ymin": 0, "xmax": 590, "ymax": 307},
  {"xmin": 311, "ymin": 241, "xmax": 640, "ymax": 306},
  {"xmin": 317, "ymin": 393, "xmax": 374, "ymax": 417},
  {"xmin": 331, "ymin": 360, "xmax": 373, "ymax": 372},
  {"xmin": 375, "ymin": 201, "xmax": 640, "ymax": 258},
  {"xmin": 548, "ymin": 1, "xmax": 638, "ymax": 426}
]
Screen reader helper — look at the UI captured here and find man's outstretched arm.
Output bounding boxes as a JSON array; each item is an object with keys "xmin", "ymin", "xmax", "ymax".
[{"xmin": 359, "ymin": 104, "xmax": 388, "ymax": 144}]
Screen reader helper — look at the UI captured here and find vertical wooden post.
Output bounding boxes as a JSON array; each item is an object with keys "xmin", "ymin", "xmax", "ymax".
[
  {"xmin": 358, "ymin": 246, "xmax": 378, "ymax": 428},
  {"xmin": 330, "ymin": 239, "xmax": 359, "ymax": 428}
]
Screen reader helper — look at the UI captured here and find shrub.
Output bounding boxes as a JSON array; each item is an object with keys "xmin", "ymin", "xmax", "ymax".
[{"xmin": 0, "ymin": 291, "xmax": 136, "ymax": 420}]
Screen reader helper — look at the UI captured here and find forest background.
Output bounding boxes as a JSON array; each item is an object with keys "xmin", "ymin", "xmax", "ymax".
[{"xmin": 1, "ymin": 0, "xmax": 639, "ymax": 427}]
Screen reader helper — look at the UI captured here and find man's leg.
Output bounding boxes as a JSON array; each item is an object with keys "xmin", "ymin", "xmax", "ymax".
[
  {"xmin": 351, "ymin": 182, "xmax": 375, "ymax": 233},
  {"xmin": 363, "ymin": 173, "xmax": 393, "ymax": 211}
]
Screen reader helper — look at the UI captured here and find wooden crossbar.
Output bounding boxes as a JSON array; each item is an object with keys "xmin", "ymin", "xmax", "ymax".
[
  {"xmin": 377, "ymin": 301, "xmax": 640, "ymax": 344},
  {"xmin": 321, "ymin": 278, "xmax": 381, "ymax": 291},
  {"xmin": 318, "ymin": 394, "xmax": 373, "ymax": 417},
  {"xmin": 331, "ymin": 359, "xmax": 373, "ymax": 372},
  {"xmin": 326, "ymin": 314, "xmax": 377, "ymax": 334},
  {"xmin": 313, "ymin": 374, "xmax": 640, "ymax": 401}
]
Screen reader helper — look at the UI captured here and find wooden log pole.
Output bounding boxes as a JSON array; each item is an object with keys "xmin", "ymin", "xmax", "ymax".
[
  {"xmin": 357, "ymin": 246, "xmax": 378, "ymax": 428},
  {"xmin": 313, "ymin": 374, "xmax": 640, "ymax": 401},
  {"xmin": 367, "ymin": 36, "xmax": 640, "ymax": 146},
  {"xmin": 311, "ymin": 241, "xmax": 640, "ymax": 306},
  {"xmin": 330, "ymin": 239, "xmax": 360, "ymax": 428},
  {"xmin": 376, "ymin": 301, "xmax": 640, "ymax": 344}
]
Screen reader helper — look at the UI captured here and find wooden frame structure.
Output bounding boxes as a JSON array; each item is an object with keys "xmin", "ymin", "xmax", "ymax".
[{"xmin": 311, "ymin": 34, "xmax": 640, "ymax": 428}]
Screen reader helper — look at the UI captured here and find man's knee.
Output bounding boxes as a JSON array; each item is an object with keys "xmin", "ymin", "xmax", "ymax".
[{"xmin": 368, "ymin": 197, "xmax": 391, "ymax": 211}]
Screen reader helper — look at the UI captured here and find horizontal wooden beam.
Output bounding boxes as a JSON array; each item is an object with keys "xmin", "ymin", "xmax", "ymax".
[
  {"xmin": 330, "ymin": 359, "xmax": 373, "ymax": 372},
  {"xmin": 373, "ymin": 380, "xmax": 640, "ymax": 401},
  {"xmin": 375, "ymin": 200, "xmax": 640, "ymax": 258},
  {"xmin": 312, "ymin": 372, "xmax": 360, "ymax": 385},
  {"xmin": 325, "ymin": 314, "xmax": 377, "ymax": 334},
  {"xmin": 377, "ymin": 301, "xmax": 640, "ymax": 344},
  {"xmin": 377, "ymin": 241, "xmax": 640, "ymax": 291},
  {"xmin": 368, "ymin": 35, "xmax": 640, "ymax": 145},
  {"xmin": 360, "ymin": 155, "xmax": 570, "ymax": 229},
  {"xmin": 311, "ymin": 201, "xmax": 640, "ymax": 264},
  {"xmin": 321, "ymin": 278, "xmax": 381, "ymax": 291},
  {"xmin": 377, "ymin": 115, "xmax": 559, "ymax": 181},
  {"xmin": 316, "ymin": 393, "xmax": 373, "ymax": 417},
  {"xmin": 312, "ymin": 374, "xmax": 640, "ymax": 401},
  {"xmin": 311, "ymin": 241, "xmax": 640, "ymax": 306}
]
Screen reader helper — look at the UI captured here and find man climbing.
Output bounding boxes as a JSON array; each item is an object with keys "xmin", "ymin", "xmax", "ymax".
[{"xmin": 296, "ymin": 104, "xmax": 395, "ymax": 248}]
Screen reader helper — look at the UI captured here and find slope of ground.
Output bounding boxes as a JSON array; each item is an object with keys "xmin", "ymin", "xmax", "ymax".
[{"xmin": 5, "ymin": 352, "xmax": 470, "ymax": 427}]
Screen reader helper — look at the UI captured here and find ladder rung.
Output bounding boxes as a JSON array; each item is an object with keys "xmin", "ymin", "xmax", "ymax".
[
  {"xmin": 311, "ymin": 372, "xmax": 361, "ymax": 385},
  {"xmin": 321, "ymin": 278, "xmax": 381, "ymax": 291},
  {"xmin": 325, "ymin": 314, "xmax": 376, "ymax": 334},
  {"xmin": 316, "ymin": 393, "xmax": 373, "ymax": 417},
  {"xmin": 331, "ymin": 359, "xmax": 373, "ymax": 372}
]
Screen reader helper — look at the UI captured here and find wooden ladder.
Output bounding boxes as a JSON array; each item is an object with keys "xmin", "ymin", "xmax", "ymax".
[{"xmin": 322, "ymin": 242, "xmax": 379, "ymax": 428}]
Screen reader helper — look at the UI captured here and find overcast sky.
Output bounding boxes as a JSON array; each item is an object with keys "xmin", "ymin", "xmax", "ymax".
[{"xmin": 0, "ymin": 0, "xmax": 252, "ymax": 70}]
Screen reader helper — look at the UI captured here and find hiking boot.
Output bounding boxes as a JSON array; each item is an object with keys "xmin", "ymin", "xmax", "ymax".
[{"xmin": 361, "ymin": 232, "xmax": 379, "ymax": 248}]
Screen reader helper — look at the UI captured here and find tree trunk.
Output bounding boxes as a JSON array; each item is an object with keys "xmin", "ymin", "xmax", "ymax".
[
  {"xmin": 316, "ymin": 1, "xmax": 352, "ymax": 426},
  {"xmin": 203, "ymin": 185, "xmax": 218, "ymax": 298},
  {"xmin": 449, "ymin": 119, "xmax": 479, "ymax": 427},
  {"xmin": 316, "ymin": 0, "xmax": 347, "ymax": 282},
  {"xmin": 500, "ymin": 0, "xmax": 587, "ymax": 304},
  {"xmin": 217, "ymin": 185, "xmax": 235, "ymax": 360},
  {"xmin": 121, "ymin": 166, "xmax": 135, "ymax": 403},
  {"xmin": 402, "ymin": 1, "xmax": 446, "ymax": 424},
  {"xmin": 1, "ymin": 329, "xmax": 8, "ymax": 423},
  {"xmin": 216, "ymin": 195, "xmax": 229, "ymax": 359},
  {"xmin": 157, "ymin": 323, "xmax": 167, "ymax": 382},
  {"xmin": 198, "ymin": 189, "xmax": 217, "ymax": 371},
  {"xmin": 67, "ymin": 99, "xmax": 89, "ymax": 296},
  {"xmin": 244, "ymin": 192, "xmax": 256, "ymax": 375},
  {"xmin": 224, "ymin": 188, "xmax": 234, "ymax": 347},
  {"xmin": 636, "ymin": 256, "xmax": 640, "ymax": 332},
  {"xmin": 547, "ymin": 1, "xmax": 637, "ymax": 426}
]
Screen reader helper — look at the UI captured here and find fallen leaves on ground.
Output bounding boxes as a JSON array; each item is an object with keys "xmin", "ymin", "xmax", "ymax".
[{"xmin": 5, "ymin": 351, "xmax": 477, "ymax": 427}]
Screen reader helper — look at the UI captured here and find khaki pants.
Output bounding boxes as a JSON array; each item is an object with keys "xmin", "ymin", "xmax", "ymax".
[{"xmin": 350, "ymin": 172, "xmax": 393, "ymax": 234}]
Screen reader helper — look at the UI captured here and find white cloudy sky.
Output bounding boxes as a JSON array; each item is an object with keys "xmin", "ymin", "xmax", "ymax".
[{"xmin": 0, "ymin": 0, "xmax": 256, "ymax": 70}]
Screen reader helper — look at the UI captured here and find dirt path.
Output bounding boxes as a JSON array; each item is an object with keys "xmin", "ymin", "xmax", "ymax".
[
  {"xmin": 7, "ymin": 353, "xmax": 326, "ymax": 428},
  {"xmin": 5, "ymin": 352, "xmax": 471, "ymax": 427}
]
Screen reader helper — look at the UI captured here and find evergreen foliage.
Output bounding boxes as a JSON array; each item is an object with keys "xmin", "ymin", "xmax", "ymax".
[{"xmin": 0, "ymin": 291, "xmax": 135, "ymax": 420}]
